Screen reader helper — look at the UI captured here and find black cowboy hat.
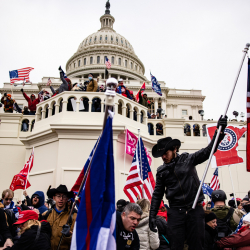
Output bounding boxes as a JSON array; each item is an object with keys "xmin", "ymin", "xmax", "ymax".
[
  {"xmin": 152, "ymin": 137, "xmax": 181, "ymax": 158},
  {"xmin": 47, "ymin": 184, "xmax": 74, "ymax": 199}
]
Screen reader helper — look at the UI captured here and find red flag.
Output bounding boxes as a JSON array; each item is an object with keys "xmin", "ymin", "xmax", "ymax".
[
  {"xmin": 135, "ymin": 82, "xmax": 146, "ymax": 102},
  {"xmin": 247, "ymin": 58, "xmax": 250, "ymax": 171},
  {"xmin": 206, "ymin": 125, "xmax": 247, "ymax": 168},
  {"xmin": 10, "ymin": 148, "xmax": 34, "ymax": 191}
]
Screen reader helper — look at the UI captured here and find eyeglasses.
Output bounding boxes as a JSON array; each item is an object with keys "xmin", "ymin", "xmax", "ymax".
[
  {"xmin": 55, "ymin": 194, "xmax": 68, "ymax": 200},
  {"xmin": 4, "ymin": 198, "xmax": 13, "ymax": 201}
]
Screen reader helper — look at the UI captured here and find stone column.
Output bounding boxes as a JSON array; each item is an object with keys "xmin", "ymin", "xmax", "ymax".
[
  {"xmin": 55, "ymin": 104, "xmax": 60, "ymax": 114},
  {"xmin": 154, "ymin": 97, "xmax": 159, "ymax": 116},
  {"xmin": 41, "ymin": 110, "xmax": 46, "ymax": 119},
  {"xmin": 137, "ymin": 112, "xmax": 140, "ymax": 123},
  {"xmin": 122, "ymin": 106, "xmax": 126, "ymax": 116},
  {"xmin": 62, "ymin": 101, "xmax": 68, "ymax": 112},
  {"xmin": 101, "ymin": 102, "xmax": 105, "ymax": 112},
  {"xmin": 76, "ymin": 101, "xmax": 80, "ymax": 112},
  {"xmin": 130, "ymin": 108, "xmax": 133, "ymax": 120},
  {"xmin": 173, "ymin": 104, "xmax": 178, "ymax": 118},
  {"xmin": 48, "ymin": 107, "xmax": 52, "ymax": 117},
  {"xmin": 88, "ymin": 101, "xmax": 92, "ymax": 112}
]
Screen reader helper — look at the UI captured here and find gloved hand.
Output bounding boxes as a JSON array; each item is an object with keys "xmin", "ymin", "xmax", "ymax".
[
  {"xmin": 149, "ymin": 216, "xmax": 157, "ymax": 232},
  {"xmin": 21, "ymin": 88, "xmax": 23, "ymax": 93},
  {"xmin": 217, "ymin": 115, "xmax": 228, "ymax": 131},
  {"xmin": 58, "ymin": 66, "xmax": 62, "ymax": 71}
]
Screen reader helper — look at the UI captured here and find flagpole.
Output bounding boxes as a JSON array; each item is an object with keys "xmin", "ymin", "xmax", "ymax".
[
  {"xmin": 192, "ymin": 43, "xmax": 250, "ymax": 209},
  {"xmin": 124, "ymin": 127, "xmax": 127, "ymax": 185},
  {"xmin": 24, "ymin": 147, "xmax": 34, "ymax": 193},
  {"xmin": 138, "ymin": 128, "xmax": 144, "ymax": 197},
  {"xmin": 228, "ymin": 165, "xmax": 238, "ymax": 208},
  {"xmin": 56, "ymin": 78, "xmax": 117, "ymax": 250}
]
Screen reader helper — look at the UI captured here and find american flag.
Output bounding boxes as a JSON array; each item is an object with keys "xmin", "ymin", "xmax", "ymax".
[
  {"xmin": 47, "ymin": 78, "xmax": 52, "ymax": 86},
  {"xmin": 247, "ymin": 58, "xmax": 250, "ymax": 172},
  {"xmin": 9, "ymin": 67, "xmax": 34, "ymax": 85},
  {"xmin": 105, "ymin": 57, "xmax": 112, "ymax": 69},
  {"xmin": 210, "ymin": 168, "xmax": 220, "ymax": 190},
  {"xmin": 124, "ymin": 137, "xmax": 155, "ymax": 202}
]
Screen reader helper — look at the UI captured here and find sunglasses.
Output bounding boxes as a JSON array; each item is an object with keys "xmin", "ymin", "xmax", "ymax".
[{"xmin": 4, "ymin": 198, "xmax": 13, "ymax": 201}]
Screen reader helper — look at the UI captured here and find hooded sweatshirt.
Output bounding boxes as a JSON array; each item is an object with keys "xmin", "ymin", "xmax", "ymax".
[{"xmin": 29, "ymin": 191, "xmax": 48, "ymax": 214}]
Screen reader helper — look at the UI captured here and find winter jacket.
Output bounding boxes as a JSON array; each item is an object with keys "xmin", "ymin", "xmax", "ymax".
[
  {"xmin": 150, "ymin": 131, "xmax": 225, "ymax": 217},
  {"xmin": 204, "ymin": 224, "xmax": 218, "ymax": 250},
  {"xmin": 136, "ymin": 212, "xmax": 159, "ymax": 250},
  {"xmin": 116, "ymin": 211, "xmax": 140, "ymax": 250},
  {"xmin": 22, "ymin": 92, "xmax": 40, "ymax": 112},
  {"xmin": 26, "ymin": 191, "xmax": 48, "ymax": 214},
  {"xmin": 155, "ymin": 216, "xmax": 170, "ymax": 250},
  {"xmin": 216, "ymin": 228, "xmax": 250, "ymax": 250},
  {"xmin": 5, "ymin": 221, "xmax": 51, "ymax": 250},
  {"xmin": 116, "ymin": 85, "xmax": 132, "ymax": 99},
  {"xmin": 40, "ymin": 207, "xmax": 77, "ymax": 250},
  {"xmin": 139, "ymin": 94, "xmax": 152, "ymax": 108},
  {"xmin": 1, "ymin": 96, "xmax": 14, "ymax": 113},
  {"xmin": 0, "ymin": 203, "xmax": 16, "ymax": 238},
  {"xmin": 86, "ymin": 79, "xmax": 98, "ymax": 92},
  {"xmin": 1, "ymin": 200, "xmax": 19, "ymax": 220},
  {"xmin": 0, "ymin": 206, "xmax": 12, "ymax": 245}
]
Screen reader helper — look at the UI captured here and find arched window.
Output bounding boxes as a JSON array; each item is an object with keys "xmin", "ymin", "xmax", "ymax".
[
  {"xmin": 202, "ymin": 124, "xmax": 207, "ymax": 137},
  {"xmin": 97, "ymin": 56, "xmax": 100, "ymax": 64},
  {"xmin": 105, "ymin": 36, "xmax": 108, "ymax": 41},
  {"xmin": 135, "ymin": 65, "xmax": 137, "ymax": 71},
  {"xmin": 193, "ymin": 124, "xmax": 200, "ymax": 136},
  {"xmin": 125, "ymin": 60, "xmax": 127, "ymax": 67},
  {"xmin": 100, "ymin": 36, "xmax": 102, "ymax": 41},
  {"xmin": 89, "ymin": 37, "xmax": 92, "ymax": 43},
  {"xmin": 111, "ymin": 36, "xmax": 113, "ymax": 41},
  {"xmin": 74, "ymin": 63, "xmax": 76, "ymax": 68},
  {"xmin": 85, "ymin": 39, "xmax": 88, "ymax": 45},
  {"xmin": 131, "ymin": 62, "xmax": 133, "ymax": 69},
  {"xmin": 94, "ymin": 36, "xmax": 97, "ymax": 42},
  {"xmin": 78, "ymin": 60, "xmax": 81, "ymax": 67},
  {"xmin": 184, "ymin": 124, "xmax": 191, "ymax": 136},
  {"xmin": 111, "ymin": 56, "xmax": 114, "ymax": 64},
  {"xmin": 116, "ymin": 37, "xmax": 118, "ymax": 43},
  {"xmin": 21, "ymin": 119, "xmax": 29, "ymax": 132},
  {"xmin": 119, "ymin": 58, "xmax": 121, "ymax": 66},
  {"xmin": 84, "ymin": 58, "xmax": 86, "ymax": 65},
  {"xmin": 92, "ymin": 97, "xmax": 101, "ymax": 112},
  {"xmin": 121, "ymin": 38, "xmax": 123, "ymax": 44},
  {"xmin": 148, "ymin": 123, "xmax": 154, "ymax": 135},
  {"xmin": 90, "ymin": 57, "xmax": 93, "ymax": 64},
  {"xmin": 156, "ymin": 123, "xmax": 163, "ymax": 135},
  {"xmin": 125, "ymin": 41, "xmax": 127, "ymax": 47}
]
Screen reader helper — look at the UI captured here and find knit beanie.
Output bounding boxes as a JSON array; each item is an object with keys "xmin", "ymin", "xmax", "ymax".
[{"xmin": 205, "ymin": 212, "xmax": 217, "ymax": 223}]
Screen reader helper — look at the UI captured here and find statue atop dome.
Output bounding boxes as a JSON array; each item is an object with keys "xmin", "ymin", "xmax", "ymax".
[{"xmin": 105, "ymin": 0, "xmax": 110, "ymax": 15}]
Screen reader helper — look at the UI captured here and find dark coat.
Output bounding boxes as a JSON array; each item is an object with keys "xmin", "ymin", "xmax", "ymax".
[
  {"xmin": 150, "ymin": 131, "xmax": 225, "ymax": 217},
  {"xmin": 116, "ymin": 212, "xmax": 140, "ymax": 250},
  {"xmin": 0, "ymin": 208, "xmax": 12, "ymax": 246},
  {"xmin": 204, "ymin": 224, "xmax": 218, "ymax": 250},
  {"xmin": 155, "ymin": 216, "xmax": 170, "ymax": 250},
  {"xmin": 5, "ymin": 221, "xmax": 51, "ymax": 250}
]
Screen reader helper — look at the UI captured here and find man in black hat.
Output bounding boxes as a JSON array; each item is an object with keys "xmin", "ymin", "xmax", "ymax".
[
  {"xmin": 39, "ymin": 184, "xmax": 76, "ymax": 250},
  {"xmin": 149, "ymin": 117, "xmax": 228, "ymax": 250}
]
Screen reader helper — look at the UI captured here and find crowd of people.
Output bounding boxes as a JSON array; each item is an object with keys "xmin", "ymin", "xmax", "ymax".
[
  {"xmin": 1, "ymin": 68, "xmax": 164, "ymax": 121},
  {"xmin": 0, "ymin": 185, "xmax": 250, "ymax": 250}
]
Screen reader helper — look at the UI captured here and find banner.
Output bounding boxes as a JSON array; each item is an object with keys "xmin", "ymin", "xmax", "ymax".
[
  {"xmin": 206, "ymin": 124, "xmax": 247, "ymax": 168},
  {"xmin": 125, "ymin": 129, "xmax": 152, "ymax": 165}
]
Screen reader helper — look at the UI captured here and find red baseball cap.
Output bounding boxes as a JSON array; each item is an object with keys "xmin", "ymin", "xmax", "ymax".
[{"xmin": 13, "ymin": 210, "xmax": 38, "ymax": 225}]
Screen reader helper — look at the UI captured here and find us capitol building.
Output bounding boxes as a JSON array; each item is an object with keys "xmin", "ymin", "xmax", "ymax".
[{"xmin": 0, "ymin": 2, "xmax": 248, "ymax": 202}]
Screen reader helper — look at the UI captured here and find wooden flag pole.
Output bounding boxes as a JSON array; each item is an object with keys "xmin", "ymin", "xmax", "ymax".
[{"xmin": 192, "ymin": 43, "xmax": 250, "ymax": 209}]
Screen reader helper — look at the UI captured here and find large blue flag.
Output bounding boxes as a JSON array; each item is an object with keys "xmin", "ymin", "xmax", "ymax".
[
  {"xmin": 71, "ymin": 117, "xmax": 116, "ymax": 250},
  {"xmin": 201, "ymin": 183, "xmax": 213, "ymax": 198},
  {"xmin": 151, "ymin": 73, "xmax": 162, "ymax": 96}
]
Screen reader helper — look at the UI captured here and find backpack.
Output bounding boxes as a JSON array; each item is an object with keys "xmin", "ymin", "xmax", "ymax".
[{"xmin": 217, "ymin": 207, "xmax": 234, "ymax": 239}]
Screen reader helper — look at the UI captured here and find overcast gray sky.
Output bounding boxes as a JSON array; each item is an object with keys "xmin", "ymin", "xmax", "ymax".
[{"xmin": 0, "ymin": 0, "xmax": 249, "ymax": 120}]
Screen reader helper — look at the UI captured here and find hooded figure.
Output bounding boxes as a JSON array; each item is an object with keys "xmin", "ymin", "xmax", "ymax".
[{"xmin": 26, "ymin": 191, "xmax": 48, "ymax": 214}]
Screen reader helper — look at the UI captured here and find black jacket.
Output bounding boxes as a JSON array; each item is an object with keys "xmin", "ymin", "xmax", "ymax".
[
  {"xmin": 150, "ymin": 132, "xmax": 225, "ymax": 217},
  {"xmin": 0, "ymin": 209, "xmax": 12, "ymax": 246},
  {"xmin": 116, "ymin": 212, "xmax": 140, "ymax": 250},
  {"xmin": 204, "ymin": 224, "xmax": 218, "ymax": 250},
  {"xmin": 155, "ymin": 216, "xmax": 170, "ymax": 250},
  {"xmin": 5, "ymin": 221, "xmax": 51, "ymax": 250}
]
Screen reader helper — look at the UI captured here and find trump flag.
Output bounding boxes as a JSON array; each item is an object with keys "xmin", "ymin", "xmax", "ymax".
[
  {"xmin": 71, "ymin": 117, "xmax": 115, "ymax": 250},
  {"xmin": 206, "ymin": 124, "xmax": 247, "ymax": 168}
]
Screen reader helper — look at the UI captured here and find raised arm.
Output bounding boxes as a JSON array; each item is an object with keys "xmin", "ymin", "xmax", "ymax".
[{"xmin": 21, "ymin": 90, "xmax": 30, "ymax": 102}]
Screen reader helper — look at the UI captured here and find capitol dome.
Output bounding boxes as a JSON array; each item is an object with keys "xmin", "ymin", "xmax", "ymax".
[{"xmin": 66, "ymin": 1, "xmax": 147, "ymax": 82}]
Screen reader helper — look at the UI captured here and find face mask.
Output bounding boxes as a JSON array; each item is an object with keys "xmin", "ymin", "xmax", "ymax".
[
  {"xmin": 77, "ymin": 84, "xmax": 80, "ymax": 87},
  {"xmin": 88, "ymin": 77, "xmax": 92, "ymax": 80}
]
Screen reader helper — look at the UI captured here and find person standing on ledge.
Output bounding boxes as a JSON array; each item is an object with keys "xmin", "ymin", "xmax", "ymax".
[{"xmin": 149, "ymin": 116, "xmax": 228, "ymax": 250}]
